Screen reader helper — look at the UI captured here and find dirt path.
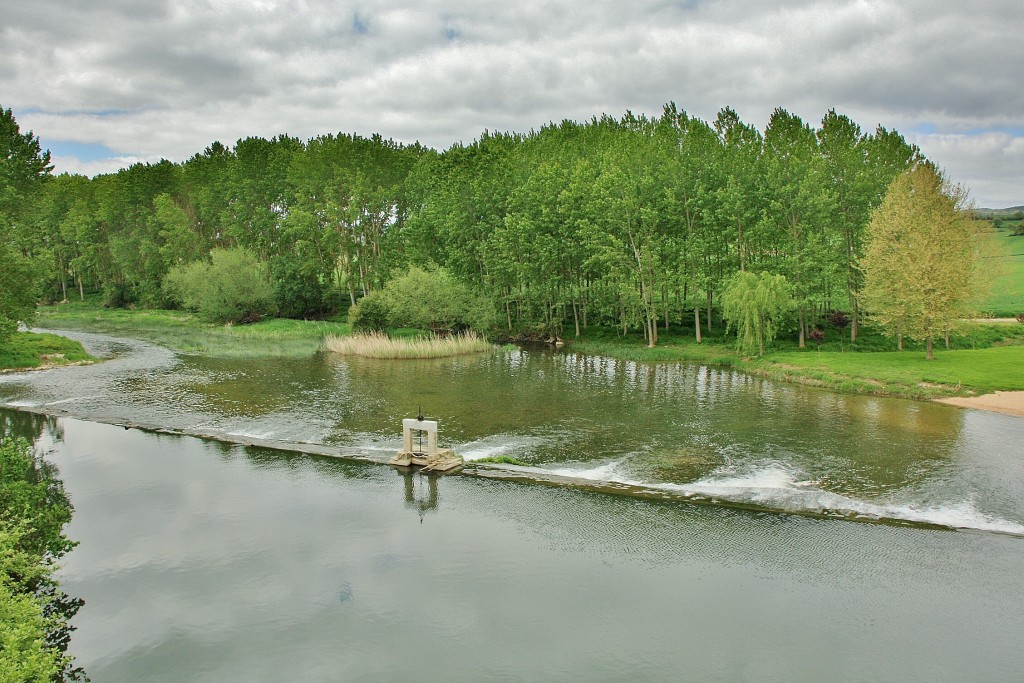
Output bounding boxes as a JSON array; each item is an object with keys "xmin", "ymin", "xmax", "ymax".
[{"xmin": 935, "ymin": 391, "xmax": 1024, "ymax": 417}]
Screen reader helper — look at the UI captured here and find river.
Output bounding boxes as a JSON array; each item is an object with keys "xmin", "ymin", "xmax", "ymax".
[{"xmin": 2, "ymin": 330, "xmax": 1023, "ymax": 681}]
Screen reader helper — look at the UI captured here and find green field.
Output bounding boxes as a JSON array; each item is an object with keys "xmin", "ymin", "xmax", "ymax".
[
  {"xmin": 979, "ymin": 224, "xmax": 1024, "ymax": 316},
  {"xmin": 761, "ymin": 345, "xmax": 1024, "ymax": 396}
]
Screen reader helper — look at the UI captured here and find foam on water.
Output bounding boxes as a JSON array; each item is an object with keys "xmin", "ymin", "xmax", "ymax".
[
  {"xmin": 44, "ymin": 395, "xmax": 103, "ymax": 406},
  {"xmin": 457, "ymin": 435, "xmax": 549, "ymax": 462},
  {"xmin": 535, "ymin": 459, "xmax": 1024, "ymax": 535}
]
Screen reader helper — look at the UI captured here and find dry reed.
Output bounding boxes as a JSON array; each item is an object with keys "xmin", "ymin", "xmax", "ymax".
[{"xmin": 323, "ymin": 331, "xmax": 492, "ymax": 359}]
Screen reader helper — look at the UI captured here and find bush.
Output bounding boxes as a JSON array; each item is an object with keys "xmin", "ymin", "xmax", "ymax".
[
  {"xmin": 381, "ymin": 266, "xmax": 495, "ymax": 334},
  {"xmin": 348, "ymin": 291, "xmax": 391, "ymax": 332},
  {"xmin": 164, "ymin": 248, "xmax": 275, "ymax": 324},
  {"xmin": 348, "ymin": 266, "xmax": 496, "ymax": 335},
  {"xmin": 828, "ymin": 311, "xmax": 850, "ymax": 330}
]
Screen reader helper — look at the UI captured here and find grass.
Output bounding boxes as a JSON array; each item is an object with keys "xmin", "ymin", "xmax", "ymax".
[
  {"xmin": 36, "ymin": 297, "xmax": 350, "ymax": 358},
  {"xmin": 978, "ymin": 225, "xmax": 1024, "ymax": 316},
  {"xmin": 474, "ymin": 455, "xmax": 531, "ymax": 466},
  {"xmin": 0, "ymin": 332, "xmax": 94, "ymax": 371},
  {"xmin": 323, "ymin": 331, "xmax": 492, "ymax": 359},
  {"xmin": 755, "ymin": 346, "xmax": 1024, "ymax": 397},
  {"xmin": 568, "ymin": 321, "xmax": 1024, "ymax": 399}
]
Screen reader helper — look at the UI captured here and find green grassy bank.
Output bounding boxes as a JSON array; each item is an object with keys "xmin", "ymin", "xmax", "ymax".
[
  {"xmin": 573, "ymin": 321, "xmax": 1024, "ymax": 399},
  {"xmin": 0, "ymin": 332, "xmax": 94, "ymax": 372},
  {"xmin": 27, "ymin": 298, "xmax": 1024, "ymax": 400},
  {"xmin": 35, "ymin": 298, "xmax": 350, "ymax": 358}
]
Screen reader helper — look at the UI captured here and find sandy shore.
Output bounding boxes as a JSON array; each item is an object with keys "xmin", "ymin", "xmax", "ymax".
[{"xmin": 935, "ymin": 391, "xmax": 1024, "ymax": 417}]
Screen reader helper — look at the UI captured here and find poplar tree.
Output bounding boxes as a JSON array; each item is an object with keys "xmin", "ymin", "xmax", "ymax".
[{"xmin": 859, "ymin": 164, "xmax": 981, "ymax": 359}]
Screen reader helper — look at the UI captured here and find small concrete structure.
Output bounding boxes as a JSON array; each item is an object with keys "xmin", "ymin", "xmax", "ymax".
[{"xmin": 390, "ymin": 416, "xmax": 463, "ymax": 472}]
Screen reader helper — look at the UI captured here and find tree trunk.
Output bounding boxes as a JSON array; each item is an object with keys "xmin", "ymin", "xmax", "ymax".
[
  {"xmin": 77, "ymin": 274, "xmax": 85, "ymax": 301},
  {"xmin": 926, "ymin": 336, "xmax": 934, "ymax": 360},
  {"xmin": 694, "ymin": 303, "xmax": 702, "ymax": 344},
  {"xmin": 798, "ymin": 308, "xmax": 806, "ymax": 349},
  {"xmin": 897, "ymin": 335, "xmax": 903, "ymax": 351}
]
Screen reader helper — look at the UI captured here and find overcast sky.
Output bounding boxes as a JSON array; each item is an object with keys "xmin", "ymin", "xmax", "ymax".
[{"xmin": 3, "ymin": 0, "xmax": 1022, "ymax": 208}]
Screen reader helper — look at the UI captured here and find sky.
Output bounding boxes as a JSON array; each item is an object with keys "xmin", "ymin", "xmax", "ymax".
[{"xmin": 3, "ymin": 0, "xmax": 1022, "ymax": 208}]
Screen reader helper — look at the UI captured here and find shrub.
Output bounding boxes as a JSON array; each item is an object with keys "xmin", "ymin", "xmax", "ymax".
[
  {"xmin": 164, "ymin": 248, "xmax": 275, "ymax": 324},
  {"xmin": 348, "ymin": 291, "xmax": 391, "ymax": 332},
  {"xmin": 348, "ymin": 266, "xmax": 496, "ymax": 335},
  {"xmin": 828, "ymin": 311, "xmax": 850, "ymax": 329},
  {"xmin": 1017, "ymin": 313, "xmax": 1024, "ymax": 324}
]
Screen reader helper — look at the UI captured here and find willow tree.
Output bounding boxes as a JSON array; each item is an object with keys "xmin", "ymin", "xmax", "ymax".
[
  {"xmin": 859, "ymin": 164, "xmax": 981, "ymax": 359},
  {"xmin": 721, "ymin": 270, "xmax": 795, "ymax": 356}
]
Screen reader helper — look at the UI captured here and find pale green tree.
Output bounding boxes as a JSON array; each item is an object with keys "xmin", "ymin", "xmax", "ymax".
[
  {"xmin": 164, "ymin": 247, "xmax": 275, "ymax": 323},
  {"xmin": 859, "ymin": 164, "xmax": 982, "ymax": 359},
  {"xmin": 721, "ymin": 270, "xmax": 795, "ymax": 356}
]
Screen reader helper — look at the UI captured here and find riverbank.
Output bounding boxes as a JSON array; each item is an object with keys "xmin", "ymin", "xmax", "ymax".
[
  {"xmin": 35, "ymin": 299, "xmax": 349, "ymax": 358},
  {"xmin": 935, "ymin": 392, "xmax": 1024, "ymax": 417},
  {"xmin": 0, "ymin": 331, "xmax": 94, "ymax": 372},
  {"xmin": 572, "ymin": 323, "xmax": 1024, "ymax": 402},
  {"xmin": 32, "ymin": 300, "xmax": 1024, "ymax": 405}
]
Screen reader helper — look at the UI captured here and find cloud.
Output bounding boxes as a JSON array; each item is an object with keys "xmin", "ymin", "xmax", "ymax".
[{"xmin": 3, "ymin": 0, "xmax": 1023, "ymax": 206}]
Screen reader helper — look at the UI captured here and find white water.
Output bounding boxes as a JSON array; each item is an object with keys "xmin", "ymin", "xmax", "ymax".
[{"xmin": 537, "ymin": 458, "xmax": 1024, "ymax": 535}]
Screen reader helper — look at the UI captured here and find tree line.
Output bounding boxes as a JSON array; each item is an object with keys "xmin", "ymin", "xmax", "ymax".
[{"xmin": 10, "ymin": 103, "xmax": 924, "ymax": 346}]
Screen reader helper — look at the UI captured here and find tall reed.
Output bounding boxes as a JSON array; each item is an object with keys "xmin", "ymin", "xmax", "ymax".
[{"xmin": 323, "ymin": 331, "xmax": 492, "ymax": 359}]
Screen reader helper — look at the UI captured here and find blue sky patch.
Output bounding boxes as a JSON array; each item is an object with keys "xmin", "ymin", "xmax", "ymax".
[
  {"xmin": 353, "ymin": 13, "xmax": 369, "ymax": 35},
  {"xmin": 44, "ymin": 140, "xmax": 117, "ymax": 161}
]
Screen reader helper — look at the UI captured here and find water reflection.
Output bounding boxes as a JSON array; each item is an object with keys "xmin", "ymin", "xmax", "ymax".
[{"xmin": 398, "ymin": 469, "xmax": 440, "ymax": 522}]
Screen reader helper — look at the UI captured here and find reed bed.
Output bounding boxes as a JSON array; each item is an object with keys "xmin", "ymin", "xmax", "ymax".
[{"xmin": 323, "ymin": 331, "xmax": 492, "ymax": 359}]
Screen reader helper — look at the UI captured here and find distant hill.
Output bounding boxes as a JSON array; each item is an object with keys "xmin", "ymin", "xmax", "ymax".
[{"xmin": 976, "ymin": 206, "xmax": 1024, "ymax": 216}]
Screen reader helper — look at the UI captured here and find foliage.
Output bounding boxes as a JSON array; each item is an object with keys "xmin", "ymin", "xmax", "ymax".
[
  {"xmin": 721, "ymin": 271, "xmax": 795, "ymax": 356},
  {"xmin": 0, "ymin": 332, "xmax": 93, "ymax": 371},
  {"xmin": 827, "ymin": 311, "xmax": 850, "ymax": 330},
  {"xmin": 380, "ymin": 266, "xmax": 495, "ymax": 334},
  {"xmin": 0, "ymin": 435, "xmax": 82, "ymax": 681},
  {"xmin": 859, "ymin": 164, "xmax": 985, "ymax": 359},
  {"xmin": 17, "ymin": 103, "xmax": 921, "ymax": 346},
  {"xmin": 1, "ymin": 107, "xmax": 51, "ymax": 341},
  {"xmin": 269, "ymin": 252, "xmax": 335, "ymax": 319},
  {"xmin": 349, "ymin": 266, "xmax": 496, "ymax": 334},
  {"xmin": 0, "ymin": 243, "xmax": 40, "ymax": 341},
  {"xmin": 347, "ymin": 291, "xmax": 391, "ymax": 332},
  {"xmin": 164, "ymin": 248, "xmax": 275, "ymax": 324},
  {"xmin": 324, "ymin": 330, "xmax": 491, "ymax": 359}
]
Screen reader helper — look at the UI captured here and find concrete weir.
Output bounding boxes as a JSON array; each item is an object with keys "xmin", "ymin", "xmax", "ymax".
[{"xmin": 389, "ymin": 416, "xmax": 463, "ymax": 472}]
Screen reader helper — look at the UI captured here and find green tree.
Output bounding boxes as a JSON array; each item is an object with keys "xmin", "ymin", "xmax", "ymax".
[
  {"xmin": 0, "ymin": 435, "xmax": 80, "ymax": 682},
  {"xmin": 721, "ymin": 270, "xmax": 795, "ymax": 356},
  {"xmin": 859, "ymin": 164, "xmax": 982, "ymax": 359},
  {"xmin": 164, "ymin": 247, "xmax": 275, "ymax": 323},
  {"xmin": 0, "ymin": 107, "xmax": 51, "ymax": 340}
]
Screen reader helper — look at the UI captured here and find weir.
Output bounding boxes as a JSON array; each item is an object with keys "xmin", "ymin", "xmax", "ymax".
[{"xmin": 389, "ymin": 410, "xmax": 463, "ymax": 472}]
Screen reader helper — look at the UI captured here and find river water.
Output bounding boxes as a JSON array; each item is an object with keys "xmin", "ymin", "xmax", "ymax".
[{"xmin": 2, "ymin": 331, "xmax": 1023, "ymax": 681}]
